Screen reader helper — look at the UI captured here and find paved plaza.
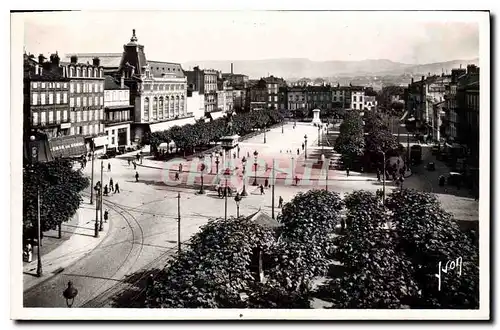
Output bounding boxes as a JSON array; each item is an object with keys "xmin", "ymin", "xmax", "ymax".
[{"xmin": 23, "ymin": 122, "xmax": 479, "ymax": 307}]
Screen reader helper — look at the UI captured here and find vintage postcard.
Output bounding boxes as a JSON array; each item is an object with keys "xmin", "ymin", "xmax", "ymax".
[{"xmin": 10, "ymin": 9, "xmax": 490, "ymax": 320}]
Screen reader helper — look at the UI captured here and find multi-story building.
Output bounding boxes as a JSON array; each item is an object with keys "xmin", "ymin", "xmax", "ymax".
[
  {"xmin": 264, "ymin": 76, "xmax": 280, "ymax": 110},
  {"xmin": 232, "ymin": 88, "xmax": 247, "ymax": 112},
  {"xmin": 217, "ymin": 78, "xmax": 234, "ymax": 113},
  {"xmin": 287, "ymin": 87, "xmax": 307, "ymax": 113},
  {"xmin": 350, "ymin": 87, "xmax": 365, "ymax": 110},
  {"xmin": 24, "ymin": 53, "xmax": 71, "ymax": 139},
  {"xmin": 186, "ymin": 85, "xmax": 205, "ymax": 120},
  {"xmin": 331, "ymin": 85, "xmax": 351, "ymax": 109},
  {"xmin": 363, "ymin": 95, "xmax": 378, "ymax": 111},
  {"xmin": 64, "ymin": 55, "xmax": 107, "ymax": 152},
  {"xmin": 185, "ymin": 66, "xmax": 220, "ymax": 117},
  {"xmin": 116, "ymin": 30, "xmax": 193, "ymax": 141},
  {"xmin": 305, "ymin": 85, "xmax": 332, "ymax": 111},
  {"xmin": 222, "ymin": 64, "xmax": 249, "ymax": 87},
  {"xmin": 103, "ymin": 75, "xmax": 133, "ymax": 151},
  {"xmin": 23, "ymin": 53, "xmax": 89, "ymax": 159},
  {"xmin": 248, "ymin": 79, "xmax": 268, "ymax": 111},
  {"xmin": 443, "ymin": 68, "xmax": 467, "ymax": 141},
  {"xmin": 278, "ymin": 87, "xmax": 288, "ymax": 110}
]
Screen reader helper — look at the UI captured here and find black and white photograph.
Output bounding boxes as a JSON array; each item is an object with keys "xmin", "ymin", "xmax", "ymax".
[{"xmin": 10, "ymin": 8, "xmax": 490, "ymax": 320}]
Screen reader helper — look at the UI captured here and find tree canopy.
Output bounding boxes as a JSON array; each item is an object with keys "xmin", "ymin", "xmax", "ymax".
[{"xmin": 23, "ymin": 158, "xmax": 89, "ymax": 239}]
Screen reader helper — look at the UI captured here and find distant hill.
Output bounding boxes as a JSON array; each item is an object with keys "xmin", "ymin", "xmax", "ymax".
[{"xmin": 183, "ymin": 58, "xmax": 479, "ymax": 80}]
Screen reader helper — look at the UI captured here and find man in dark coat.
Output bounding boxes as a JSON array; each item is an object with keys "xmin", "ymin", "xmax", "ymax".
[
  {"xmin": 135, "ymin": 171, "xmax": 139, "ymax": 182},
  {"xmin": 114, "ymin": 183, "xmax": 120, "ymax": 193}
]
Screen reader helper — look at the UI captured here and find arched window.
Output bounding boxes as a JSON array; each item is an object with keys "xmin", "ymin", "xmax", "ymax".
[
  {"xmin": 164, "ymin": 96, "xmax": 169, "ymax": 118},
  {"xmin": 170, "ymin": 96, "xmax": 175, "ymax": 117},
  {"xmin": 99, "ymin": 69, "xmax": 103, "ymax": 77},
  {"xmin": 94, "ymin": 68, "xmax": 98, "ymax": 77},
  {"xmin": 175, "ymin": 95, "xmax": 180, "ymax": 116},
  {"xmin": 143, "ymin": 97, "xmax": 150, "ymax": 121},
  {"xmin": 152, "ymin": 97, "xmax": 158, "ymax": 120},
  {"xmin": 180, "ymin": 95, "xmax": 185, "ymax": 115},
  {"xmin": 76, "ymin": 67, "xmax": 81, "ymax": 77},
  {"xmin": 70, "ymin": 67, "xmax": 74, "ymax": 77},
  {"xmin": 88, "ymin": 68, "xmax": 92, "ymax": 77},
  {"xmin": 82, "ymin": 68, "xmax": 87, "ymax": 77},
  {"xmin": 159, "ymin": 97, "xmax": 164, "ymax": 119}
]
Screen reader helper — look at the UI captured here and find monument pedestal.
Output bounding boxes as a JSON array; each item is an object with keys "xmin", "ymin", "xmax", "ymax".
[{"xmin": 312, "ymin": 109, "xmax": 322, "ymax": 126}]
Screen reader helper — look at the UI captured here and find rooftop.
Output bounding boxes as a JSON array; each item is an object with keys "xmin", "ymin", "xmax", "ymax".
[
  {"xmin": 147, "ymin": 61, "xmax": 185, "ymax": 78},
  {"xmin": 104, "ymin": 75, "xmax": 128, "ymax": 90},
  {"xmin": 66, "ymin": 53, "xmax": 123, "ymax": 69},
  {"xmin": 245, "ymin": 210, "xmax": 283, "ymax": 229}
]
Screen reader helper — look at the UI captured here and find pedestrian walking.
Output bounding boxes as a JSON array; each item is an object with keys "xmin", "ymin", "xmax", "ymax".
[
  {"xmin": 109, "ymin": 178, "xmax": 114, "ymax": 192},
  {"xmin": 264, "ymin": 178, "xmax": 269, "ymax": 188},
  {"xmin": 376, "ymin": 169, "xmax": 381, "ymax": 181},
  {"xmin": 278, "ymin": 196, "xmax": 283, "ymax": 208},
  {"xmin": 24, "ymin": 243, "xmax": 33, "ymax": 263},
  {"xmin": 108, "ymin": 162, "xmax": 111, "ymax": 172},
  {"xmin": 103, "ymin": 185, "xmax": 109, "ymax": 196},
  {"xmin": 133, "ymin": 161, "xmax": 137, "ymax": 170},
  {"xmin": 136, "ymin": 153, "xmax": 140, "ymax": 162},
  {"xmin": 104, "ymin": 209, "xmax": 109, "ymax": 223},
  {"xmin": 247, "ymin": 151, "xmax": 250, "ymax": 158},
  {"xmin": 260, "ymin": 184, "xmax": 265, "ymax": 195},
  {"xmin": 114, "ymin": 183, "xmax": 120, "ymax": 193},
  {"xmin": 128, "ymin": 159, "xmax": 131, "ymax": 166},
  {"xmin": 346, "ymin": 167, "xmax": 350, "ymax": 177},
  {"xmin": 297, "ymin": 148, "xmax": 300, "ymax": 155},
  {"xmin": 233, "ymin": 153, "xmax": 236, "ymax": 159},
  {"xmin": 175, "ymin": 172, "xmax": 180, "ymax": 181},
  {"xmin": 295, "ymin": 175, "xmax": 299, "ymax": 185},
  {"xmin": 179, "ymin": 163, "xmax": 183, "ymax": 173},
  {"xmin": 135, "ymin": 171, "xmax": 139, "ymax": 182},
  {"xmin": 302, "ymin": 143, "xmax": 305, "ymax": 150},
  {"xmin": 218, "ymin": 186, "xmax": 222, "ymax": 198}
]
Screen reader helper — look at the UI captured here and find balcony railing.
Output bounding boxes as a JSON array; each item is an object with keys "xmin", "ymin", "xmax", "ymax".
[
  {"xmin": 103, "ymin": 117, "xmax": 132, "ymax": 124},
  {"xmin": 33, "ymin": 118, "xmax": 70, "ymax": 127}
]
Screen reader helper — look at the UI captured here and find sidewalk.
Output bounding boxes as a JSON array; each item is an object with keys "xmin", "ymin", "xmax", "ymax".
[{"xmin": 23, "ymin": 200, "xmax": 110, "ymax": 291}]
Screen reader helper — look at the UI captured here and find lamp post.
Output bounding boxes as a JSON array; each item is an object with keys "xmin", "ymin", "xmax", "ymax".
[
  {"xmin": 281, "ymin": 121, "xmax": 284, "ymax": 134},
  {"xmin": 291, "ymin": 156, "xmax": 295, "ymax": 181},
  {"xmin": 29, "ymin": 135, "xmax": 43, "ymax": 277},
  {"xmin": 210, "ymin": 153, "xmax": 214, "ymax": 174},
  {"xmin": 234, "ymin": 192, "xmax": 242, "ymax": 218},
  {"xmin": 253, "ymin": 150, "xmax": 259, "ymax": 186},
  {"xmin": 63, "ymin": 281, "xmax": 78, "ymax": 308},
  {"xmin": 304, "ymin": 135, "xmax": 308, "ymax": 159},
  {"xmin": 99, "ymin": 161, "xmax": 104, "ymax": 231},
  {"xmin": 215, "ymin": 154, "xmax": 220, "ymax": 174},
  {"xmin": 223, "ymin": 168, "xmax": 231, "ymax": 220},
  {"xmin": 317, "ymin": 125, "xmax": 320, "ymax": 148},
  {"xmin": 241, "ymin": 156, "xmax": 248, "ymax": 196},
  {"xmin": 325, "ymin": 158, "xmax": 329, "ymax": 191},
  {"xmin": 90, "ymin": 145, "xmax": 94, "ymax": 205},
  {"xmin": 407, "ymin": 116, "xmax": 415, "ymax": 170},
  {"xmin": 237, "ymin": 145, "xmax": 240, "ymax": 158},
  {"xmin": 94, "ymin": 181, "xmax": 100, "ymax": 238},
  {"xmin": 263, "ymin": 125, "xmax": 267, "ymax": 144},
  {"xmin": 199, "ymin": 160, "xmax": 206, "ymax": 194}
]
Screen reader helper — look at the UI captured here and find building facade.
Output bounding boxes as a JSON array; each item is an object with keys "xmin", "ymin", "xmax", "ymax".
[
  {"xmin": 305, "ymin": 86, "xmax": 332, "ymax": 111},
  {"xmin": 64, "ymin": 55, "xmax": 106, "ymax": 152},
  {"xmin": 116, "ymin": 30, "xmax": 192, "ymax": 140},
  {"xmin": 185, "ymin": 66, "xmax": 219, "ymax": 114},
  {"xmin": 331, "ymin": 85, "xmax": 351, "ymax": 109},
  {"xmin": 103, "ymin": 75, "xmax": 133, "ymax": 151},
  {"xmin": 350, "ymin": 87, "xmax": 365, "ymax": 110},
  {"xmin": 232, "ymin": 89, "xmax": 247, "ymax": 112},
  {"xmin": 186, "ymin": 86, "xmax": 205, "ymax": 120}
]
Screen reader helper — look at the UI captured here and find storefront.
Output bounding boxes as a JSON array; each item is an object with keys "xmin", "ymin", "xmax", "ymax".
[{"xmin": 48, "ymin": 136, "xmax": 87, "ymax": 159}]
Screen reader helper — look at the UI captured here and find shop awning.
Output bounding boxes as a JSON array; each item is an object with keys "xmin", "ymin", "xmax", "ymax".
[
  {"xmin": 49, "ymin": 136, "xmax": 87, "ymax": 159},
  {"xmin": 93, "ymin": 136, "xmax": 109, "ymax": 147}
]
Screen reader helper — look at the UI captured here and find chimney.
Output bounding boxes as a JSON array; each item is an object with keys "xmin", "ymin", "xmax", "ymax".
[
  {"xmin": 411, "ymin": 77, "xmax": 414, "ymax": 84},
  {"xmin": 50, "ymin": 52, "xmax": 60, "ymax": 67},
  {"xmin": 70, "ymin": 55, "xmax": 78, "ymax": 64},
  {"xmin": 38, "ymin": 54, "xmax": 45, "ymax": 65},
  {"xmin": 93, "ymin": 57, "xmax": 100, "ymax": 67},
  {"xmin": 231, "ymin": 63, "xmax": 233, "ymax": 74},
  {"xmin": 421, "ymin": 75, "xmax": 425, "ymax": 82},
  {"xmin": 35, "ymin": 64, "xmax": 39, "ymax": 75}
]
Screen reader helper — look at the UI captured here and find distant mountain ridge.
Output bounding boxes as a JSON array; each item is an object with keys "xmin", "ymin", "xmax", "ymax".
[{"xmin": 183, "ymin": 58, "xmax": 479, "ymax": 79}]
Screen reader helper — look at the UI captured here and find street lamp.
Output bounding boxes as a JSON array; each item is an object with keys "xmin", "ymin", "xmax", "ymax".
[
  {"xmin": 94, "ymin": 182, "xmax": 100, "ymax": 238},
  {"xmin": 215, "ymin": 154, "xmax": 220, "ymax": 174},
  {"xmin": 234, "ymin": 192, "xmax": 242, "ymax": 218},
  {"xmin": 210, "ymin": 152, "xmax": 214, "ymax": 174},
  {"xmin": 407, "ymin": 116, "xmax": 416, "ymax": 170},
  {"xmin": 263, "ymin": 125, "xmax": 267, "ymax": 144},
  {"xmin": 223, "ymin": 168, "xmax": 232, "ymax": 220},
  {"xmin": 281, "ymin": 121, "xmax": 284, "ymax": 134},
  {"xmin": 62, "ymin": 281, "xmax": 78, "ymax": 308},
  {"xmin": 241, "ymin": 156, "xmax": 248, "ymax": 196},
  {"xmin": 199, "ymin": 157, "xmax": 206, "ymax": 194},
  {"xmin": 253, "ymin": 150, "xmax": 259, "ymax": 186},
  {"xmin": 304, "ymin": 135, "xmax": 308, "ymax": 159},
  {"xmin": 317, "ymin": 125, "xmax": 321, "ymax": 148},
  {"xmin": 99, "ymin": 161, "xmax": 104, "ymax": 232},
  {"xmin": 237, "ymin": 145, "xmax": 240, "ymax": 158}
]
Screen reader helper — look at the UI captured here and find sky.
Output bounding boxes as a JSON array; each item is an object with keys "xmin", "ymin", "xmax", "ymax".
[{"xmin": 19, "ymin": 11, "xmax": 480, "ymax": 65}]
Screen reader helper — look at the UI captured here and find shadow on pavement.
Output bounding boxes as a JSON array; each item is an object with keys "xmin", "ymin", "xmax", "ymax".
[{"xmin": 109, "ymin": 268, "xmax": 163, "ymax": 308}]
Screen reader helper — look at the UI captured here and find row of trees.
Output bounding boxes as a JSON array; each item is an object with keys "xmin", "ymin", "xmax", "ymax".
[
  {"xmin": 23, "ymin": 159, "xmax": 90, "ymax": 240},
  {"xmin": 142, "ymin": 109, "xmax": 284, "ymax": 157},
  {"xmin": 146, "ymin": 190, "xmax": 343, "ymax": 308},
  {"xmin": 325, "ymin": 189, "xmax": 479, "ymax": 309},
  {"xmin": 334, "ymin": 110, "xmax": 401, "ymax": 171},
  {"xmin": 145, "ymin": 188, "xmax": 479, "ymax": 309}
]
